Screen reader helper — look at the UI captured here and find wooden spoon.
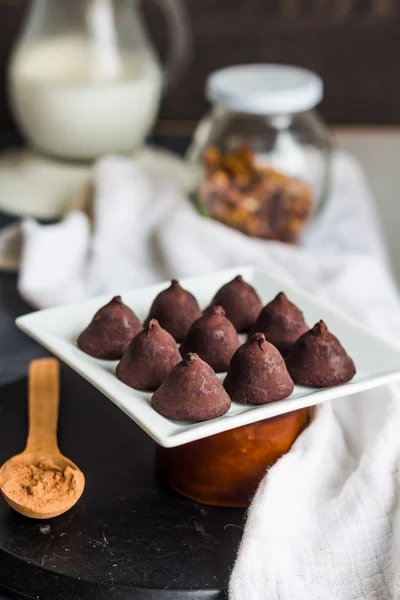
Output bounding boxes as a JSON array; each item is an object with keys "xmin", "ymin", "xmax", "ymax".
[{"xmin": 0, "ymin": 358, "xmax": 85, "ymax": 519}]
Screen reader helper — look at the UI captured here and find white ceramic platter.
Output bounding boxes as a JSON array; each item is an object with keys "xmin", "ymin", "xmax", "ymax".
[{"xmin": 16, "ymin": 266, "xmax": 400, "ymax": 448}]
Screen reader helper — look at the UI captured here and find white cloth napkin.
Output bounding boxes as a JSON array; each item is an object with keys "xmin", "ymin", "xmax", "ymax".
[
  {"xmin": 17, "ymin": 150, "xmax": 400, "ymax": 599},
  {"xmin": 18, "ymin": 150, "xmax": 386, "ymax": 307}
]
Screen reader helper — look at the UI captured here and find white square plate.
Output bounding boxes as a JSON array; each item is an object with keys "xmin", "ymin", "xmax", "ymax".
[{"xmin": 16, "ymin": 266, "xmax": 400, "ymax": 448}]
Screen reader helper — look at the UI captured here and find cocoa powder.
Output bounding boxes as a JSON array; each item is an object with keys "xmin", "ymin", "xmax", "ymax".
[{"xmin": 1, "ymin": 459, "xmax": 77, "ymax": 510}]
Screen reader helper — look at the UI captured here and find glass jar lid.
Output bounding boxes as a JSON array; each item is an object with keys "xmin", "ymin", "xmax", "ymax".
[{"xmin": 206, "ymin": 64, "xmax": 323, "ymax": 116}]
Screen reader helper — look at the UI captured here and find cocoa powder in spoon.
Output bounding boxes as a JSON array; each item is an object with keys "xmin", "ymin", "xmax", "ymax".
[{"xmin": 1, "ymin": 459, "xmax": 77, "ymax": 510}]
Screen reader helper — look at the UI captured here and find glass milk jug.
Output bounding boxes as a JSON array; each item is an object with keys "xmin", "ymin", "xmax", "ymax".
[{"xmin": 8, "ymin": 0, "xmax": 190, "ymax": 160}]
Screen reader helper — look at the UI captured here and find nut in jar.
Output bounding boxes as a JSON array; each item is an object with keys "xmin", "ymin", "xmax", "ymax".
[
  {"xmin": 198, "ymin": 145, "xmax": 313, "ymax": 243},
  {"xmin": 187, "ymin": 65, "xmax": 332, "ymax": 243}
]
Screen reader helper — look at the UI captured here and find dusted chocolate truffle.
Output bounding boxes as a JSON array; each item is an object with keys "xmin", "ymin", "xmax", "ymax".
[
  {"xmin": 224, "ymin": 333, "xmax": 294, "ymax": 405},
  {"xmin": 116, "ymin": 319, "xmax": 181, "ymax": 391},
  {"xmin": 77, "ymin": 296, "xmax": 142, "ymax": 360},
  {"xmin": 250, "ymin": 292, "xmax": 308, "ymax": 356},
  {"xmin": 286, "ymin": 320, "xmax": 356, "ymax": 387},
  {"xmin": 152, "ymin": 353, "xmax": 231, "ymax": 421},
  {"xmin": 180, "ymin": 306, "xmax": 240, "ymax": 372},
  {"xmin": 210, "ymin": 275, "xmax": 262, "ymax": 332},
  {"xmin": 144, "ymin": 280, "xmax": 202, "ymax": 343}
]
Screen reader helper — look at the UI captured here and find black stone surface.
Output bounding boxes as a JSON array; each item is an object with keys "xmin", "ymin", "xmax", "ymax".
[
  {"xmin": 0, "ymin": 269, "xmax": 48, "ymax": 386},
  {"xmin": 0, "ymin": 368, "xmax": 245, "ymax": 599}
]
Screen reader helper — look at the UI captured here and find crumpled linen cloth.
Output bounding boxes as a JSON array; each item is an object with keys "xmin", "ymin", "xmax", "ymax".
[
  {"xmin": 18, "ymin": 150, "xmax": 385, "ymax": 308},
  {"xmin": 17, "ymin": 150, "xmax": 400, "ymax": 599}
]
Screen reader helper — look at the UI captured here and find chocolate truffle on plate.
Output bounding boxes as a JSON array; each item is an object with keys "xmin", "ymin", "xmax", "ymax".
[
  {"xmin": 152, "ymin": 353, "xmax": 231, "ymax": 421},
  {"xmin": 116, "ymin": 319, "xmax": 181, "ymax": 391},
  {"xmin": 250, "ymin": 292, "xmax": 308, "ymax": 356},
  {"xmin": 209, "ymin": 275, "xmax": 262, "ymax": 332},
  {"xmin": 77, "ymin": 296, "xmax": 142, "ymax": 360},
  {"xmin": 144, "ymin": 280, "xmax": 202, "ymax": 343},
  {"xmin": 224, "ymin": 333, "xmax": 294, "ymax": 405},
  {"xmin": 180, "ymin": 306, "xmax": 240, "ymax": 372},
  {"xmin": 286, "ymin": 320, "xmax": 356, "ymax": 387}
]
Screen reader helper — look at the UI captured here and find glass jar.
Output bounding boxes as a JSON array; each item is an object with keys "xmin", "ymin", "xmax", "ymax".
[{"xmin": 187, "ymin": 64, "xmax": 332, "ymax": 243}]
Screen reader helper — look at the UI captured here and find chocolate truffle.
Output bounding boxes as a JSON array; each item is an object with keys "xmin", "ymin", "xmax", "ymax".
[
  {"xmin": 209, "ymin": 275, "xmax": 262, "ymax": 332},
  {"xmin": 180, "ymin": 306, "xmax": 240, "ymax": 372},
  {"xmin": 152, "ymin": 353, "xmax": 231, "ymax": 421},
  {"xmin": 224, "ymin": 333, "xmax": 294, "ymax": 405},
  {"xmin": 144, "ymin": 280, "xmax": 202, "ymax": 343},
  {"xmin": 116, "ymin": 319, "xmax": 181, "ymax": 391},
  {"xmin": 77, "ymin": 296, "xmax": 142, "ymax": 360},
  {"xmin": 286, "ymin": 320, "xmax": 356, "ymax": 387},
  {"xmin": 250, "ymin": 292, "xmax": 308, "ymax": 356}
]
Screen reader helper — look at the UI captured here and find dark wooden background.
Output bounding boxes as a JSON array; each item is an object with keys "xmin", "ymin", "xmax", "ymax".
[{"xmin": 1, "ymin": 0, "xmax": 400, "ymax": 133}]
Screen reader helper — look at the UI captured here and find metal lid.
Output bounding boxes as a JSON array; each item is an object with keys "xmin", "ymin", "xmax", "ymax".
[{"xmin": 206, "ymin": 64, "xmax": 323, "ymax": 115}]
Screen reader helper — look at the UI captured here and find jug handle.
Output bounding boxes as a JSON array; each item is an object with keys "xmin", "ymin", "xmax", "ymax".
[{"xmin": 152, "ymin": 0, "xmax": 192, "ymax": 89}]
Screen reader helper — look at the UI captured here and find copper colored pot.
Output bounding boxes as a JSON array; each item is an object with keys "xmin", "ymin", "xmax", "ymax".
[{"xmin": 156, "ymin": 408, "xmax": 309, "ymax": 507}]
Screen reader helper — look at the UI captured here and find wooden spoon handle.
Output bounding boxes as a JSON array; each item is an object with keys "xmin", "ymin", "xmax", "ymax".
[{"xmin": 25, "ymin": 358, "xmax": 60, "ymax": 454}]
